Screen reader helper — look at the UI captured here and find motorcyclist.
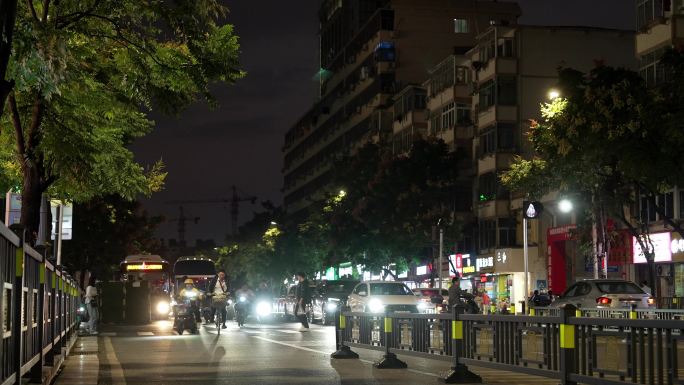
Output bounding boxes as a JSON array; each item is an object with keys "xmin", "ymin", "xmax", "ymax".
[
  {"xmin": 179, "ymin": 278, "xmax": 203, "ymax": 323},
  {"xmin": 235, "ymin": 284, "xmax": 255, "ymax": 302},
  {"xmin": 208, "ymin": 270, "xmax": 229, "ymax": 329},
  {"xmin": 234, "ymin": 284, "xmax": 255, "ymax": 327}
]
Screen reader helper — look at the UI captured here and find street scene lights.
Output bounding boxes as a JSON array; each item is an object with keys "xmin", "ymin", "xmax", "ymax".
[
  {"xmin": 548, "ymin": 89, "xmax": 560, "ymax": 100},
  {"xmin": 558, "ymin": 199, "xmax": 573, "ymax": 213}
]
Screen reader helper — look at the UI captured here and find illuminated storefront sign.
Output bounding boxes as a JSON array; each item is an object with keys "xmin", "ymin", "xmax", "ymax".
[
  {"xmin": 476, "ymin": 256, "xmax": 494, "ymax": 271},
  {"xmin": 416, "ymin": 265, "xmax": 428, "ymax": 275},
  {"xmin": 633, "ymin": 232, "xmax": 673, "ymax": 263}
]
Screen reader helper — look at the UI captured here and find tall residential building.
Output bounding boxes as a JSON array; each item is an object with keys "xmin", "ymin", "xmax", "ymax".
[
  {"xmin": 635, "ymin": 0, "xmax": 684, "ymax": 302},
  {"xmin": 469, "ymin": 25, "xmax": 636, "ymax": 303},
  {"xmin": 282, "ymin": 0, "xmax": 521, "ymax": 215}
]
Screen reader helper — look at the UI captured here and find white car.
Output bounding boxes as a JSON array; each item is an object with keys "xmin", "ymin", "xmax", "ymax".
[
  {"xmin": 347, "ymin": 281, "xmax": 420, "ymax": 313},
  {"xmin": 552, "ymin": 279, "xmax": 655, "ymax": 309},
  {"xmin": 412, "ymin": 288, "xmax": 449, "ymax": 313}
]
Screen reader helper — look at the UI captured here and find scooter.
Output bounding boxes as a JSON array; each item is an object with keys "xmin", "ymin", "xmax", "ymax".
[
  {"xmin": 234, "ymin": 295, "xmax": 250, "ymax": 327},
  {"xmin": 173, "ymin": 293, "xmax": 199, "ymax": 335}
]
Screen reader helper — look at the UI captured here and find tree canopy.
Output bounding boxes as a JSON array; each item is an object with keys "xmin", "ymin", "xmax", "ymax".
[{"xmin": 0, "ymin": 0, "xmax": 243, "ymax": 241}]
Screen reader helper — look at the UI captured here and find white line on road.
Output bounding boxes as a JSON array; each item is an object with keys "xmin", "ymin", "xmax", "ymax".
[
  {"xmin": 137, "ymin": 332, "xmax": 154, "ymax": 336},
  {"xmin": 252, "ymin": 336, "xmax": 443, "ymax": 379},
  {"xmin": 104, "ymin": 337, "xmax": 127, "ymax": 385}
]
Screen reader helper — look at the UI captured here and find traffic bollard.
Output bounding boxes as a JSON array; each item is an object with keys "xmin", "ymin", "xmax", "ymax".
[
  {"xmin": 559, "ymin": 304, "xmax": 578, "ymax": 385},
  {"xmin": 441, "ymin": 305, "xmax": 482, "ymax": 383},
  {"xmin": 374, "ymin": 311, "xmax": 407, "ymax": 369},
  {"xmin": 331, "ymin": 305, "xmax": 358, "ymax": 359}
]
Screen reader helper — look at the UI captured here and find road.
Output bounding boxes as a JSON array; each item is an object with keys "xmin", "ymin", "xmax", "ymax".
[{"xmin": 54, "ymin": 319, "xmax": 561, "ymax": 385}]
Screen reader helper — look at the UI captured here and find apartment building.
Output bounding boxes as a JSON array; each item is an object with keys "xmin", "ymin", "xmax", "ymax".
[
  {"xmin": 635, "ymin": 0, "xmax": 684, "ymax": 302},
  {"xmin": 282, "ymin": 0, "xmax": 521, "ymax": 215}
]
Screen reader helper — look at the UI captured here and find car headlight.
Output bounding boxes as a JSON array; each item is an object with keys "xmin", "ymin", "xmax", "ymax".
[
  {"xmin": 326, "ymin": 302, "xmax": 338, "ymax": 311},
  {"xmin": 239, "ymin": 296, "xmax": 246, "ymax": 303},
  {"xmin": 256, "ymin": 301, "xmax": 271, "ymax": 316},
  {"xmin": 78, "ymin": 305, "xmax": 86, "ymax": 313},
  {"xmin": 156, "ymin": 301, "xmax": 170, "ymax": 315},
  {"xmin": 368, "ymin": 299, "xmax": 385, "ymax": 313}
]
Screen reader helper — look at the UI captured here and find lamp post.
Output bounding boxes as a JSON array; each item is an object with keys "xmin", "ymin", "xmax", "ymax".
[{"xmin": 437, "ymin": 218, "xmax": 444, "ymax": 291}]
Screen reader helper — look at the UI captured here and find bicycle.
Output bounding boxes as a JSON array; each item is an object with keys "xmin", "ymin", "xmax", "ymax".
[{"xmin": 210, "ymin": 294, "xmax": 228, "ymax": 335}]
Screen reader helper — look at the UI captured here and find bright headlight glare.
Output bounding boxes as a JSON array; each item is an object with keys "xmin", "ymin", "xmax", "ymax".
[
  {"xmin": 239, "ymin": 296, "xmax": 246, "ymax": 302},
  {"xmin": 184, "ymin": 292, "xmax": 196, "ymax": 298},
  {"xmin": 326, "ymin": 302, "xmax": 338, "ymax": 311},
  {"xmin": 417, "ymin": 302, "xmax": 428, "ymax": 310},
  {"xmin": 368, "ymin": 299, "xmax": 385, "ymax": 313},
  {"xmin": 256, "ymin": 301, "xmax": 271, "ymax": 316},
  {"xmin": 156, "ymin": 301, "xmax": 170, "ymax": 315}
]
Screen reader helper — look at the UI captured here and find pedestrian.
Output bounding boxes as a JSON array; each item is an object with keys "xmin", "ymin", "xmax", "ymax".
[
  {"xmin": 529, "ymin": 289, "xmax": 541, "ymax": 308},
  {"xmin": 482, "ymin": 291, "xmax": 491, "ymax": 314},
  {"xmin": 85, "ymin": 276, "xmax": 99, "ymax": 335},
  {"xmin": 447, "ymin": 275, "xmax": 463, "ymax": 309},
  {"xmin": 640, "ymin": 280, "xmax": 652, "ymax": 295},
  {"xmin": 548, "ymin": 290, "xmax": 555, "ymax": 302},
  {"xmin": 294, "ymin": 272, "xmax": 311, "ymax": 332}
]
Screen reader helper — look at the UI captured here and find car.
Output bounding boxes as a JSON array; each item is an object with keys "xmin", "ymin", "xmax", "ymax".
[
  {"xmin": 412, "ymin": 288, "xmax": 449, "ymax": 313},
  {"xmin": 273, "ymin": 282, "xmax": 317, "ymax": 321},
  {"xmin": 552, "ymin": 279, "xmax": 655, "ymax": 309},
  {"xmin": 311, "ymin": 280, "xmax": 359, "ymax": 324},
  {"xmin": 347, "ymin": 281, "xmax": 420, "ymax": 313}
]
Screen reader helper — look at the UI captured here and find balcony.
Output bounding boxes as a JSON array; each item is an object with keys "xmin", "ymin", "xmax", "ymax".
[
  {"xmin": 477, "ymin": 105, "xmax": 518, "ymax": 130},
  {"xmin": 477, "ymin": 199, "xmax": 510, "ymax": 218}
]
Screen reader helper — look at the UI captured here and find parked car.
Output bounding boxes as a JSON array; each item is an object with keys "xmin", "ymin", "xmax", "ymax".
[
  {"xmin": 552, "ymin": 279, "xmax": 655, "ymax": 309},
  {"xmin": 412, "ymin": 288, "xmax": 449, "ymax": 313},
  {"xmin": 348, "ymin": 281, "xmax": 420, "ymax": 313},
  {"xmin": 311, "ymin": 280, "xmax": 359, "ymax": 324}
]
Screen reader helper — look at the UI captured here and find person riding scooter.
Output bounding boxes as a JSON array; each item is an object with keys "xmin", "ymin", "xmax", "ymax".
[{"xmin": 179, "ymin": 278, "xmax": 203, "ymax": 323}]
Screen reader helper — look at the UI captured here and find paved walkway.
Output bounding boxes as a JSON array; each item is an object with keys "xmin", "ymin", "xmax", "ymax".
[{"xmin": 52, "ymin": 321, "xmax": 558, "ymax": 385}]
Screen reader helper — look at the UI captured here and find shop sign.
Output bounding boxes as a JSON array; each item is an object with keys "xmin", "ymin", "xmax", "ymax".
[
  {"xmin": 670, "ymin": 233, "xmax": 684, "ymax": 262},
  {"xmin": 416, "ymin": 265, "xmax": 428, "ymax": 276},
  {"xmin": 476, "ymin": 256, "xmax": 494, "ymax": 272},
  {"xmin": 633, "ymin": 232, "xmax": 673, "ymax": 263}
]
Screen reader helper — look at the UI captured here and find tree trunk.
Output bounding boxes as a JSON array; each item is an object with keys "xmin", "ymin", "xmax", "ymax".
[{"xmin": 21, "ymin": 163, "xmax": 44, "ymax": 244}]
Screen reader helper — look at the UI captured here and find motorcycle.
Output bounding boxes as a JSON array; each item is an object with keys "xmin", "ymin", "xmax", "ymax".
[
  {"xmin": 173, "ymin": 292, "xmax": 200, "ymax": 335},
  {"xmin": 234, "ymin": 295, "xmax": 250, "ymax": 327},
  {"xmin": 76, "ymin": 303, "xmax": 89, "ymax": 324}
]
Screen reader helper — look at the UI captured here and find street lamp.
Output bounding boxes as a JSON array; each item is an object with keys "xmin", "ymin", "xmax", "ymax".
[
  {"xmin": 270, "ymin": 221, "xmax": 277, "ymax": 226},
  {"xmin": 338, "ymin": 190, "xmax": 346, "ymax": 198},
  {"xmin": 558, "ymin": 199, "xmax": 573, "ymax": 214},
  {"xmin": 548, "ymin": 89, "xmax": 560, "ymax": 100}
]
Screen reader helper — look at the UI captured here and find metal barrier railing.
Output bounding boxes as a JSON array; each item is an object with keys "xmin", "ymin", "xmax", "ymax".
[
  {"xmin": 531, "ymin": 306, "xmax": 684, "ymax": 320},
  {"xmin": 332, "ymin": 305, "xmax": 684, "ymax": 385},
  {"xmin": 0, "ymin": 223, "xmax": 82, "ymax": 385}
]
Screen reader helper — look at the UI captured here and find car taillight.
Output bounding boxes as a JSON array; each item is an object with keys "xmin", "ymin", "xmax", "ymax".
[
  {"xmin": 596, "ymin": 297, "xmax": 612, "ymax": 305},
  {"xmin": 647, "ymin": 297, "xmax": 655, "ymax": 305}
]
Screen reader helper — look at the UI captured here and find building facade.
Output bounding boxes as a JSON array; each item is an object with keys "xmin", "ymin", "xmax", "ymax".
[{"xmin": 283, "ymin": 0, "xmax": 521, "ymax": 215}]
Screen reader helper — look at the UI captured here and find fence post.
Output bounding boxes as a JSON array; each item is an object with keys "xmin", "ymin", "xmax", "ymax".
[
  {"xmin": 441, "ymin": 304, "xmax": 482, "ymax": 383},
  {"xmin": 559, "ymin": 303, "xmax": 578, "ymax": 385},
  {"xmin": 13, "ymin": 241, "xmax": 24, "ymax": 382},
  {"xmin": 30, "ymin": 262, "xmax": 46, "ymax": 383},
  {"xmin": 331, "ymin": 305, "xmax": 358, "ymax": 359},
  {"xmin": 374, "ymin": 311, "xmax": 407, "ymax": 369}
]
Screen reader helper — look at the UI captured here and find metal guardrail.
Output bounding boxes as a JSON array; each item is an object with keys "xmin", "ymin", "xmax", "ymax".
[
  {"xmin": 0, "ymin": 223, "xmax": 82, "ymax": 385},
  {"xmin": 531, "ymin": 306, "xmax": 684, "ymax": 320},
  {"xmin": 332, "ymin": 306, "xmax": 684, "ymax": 385}
]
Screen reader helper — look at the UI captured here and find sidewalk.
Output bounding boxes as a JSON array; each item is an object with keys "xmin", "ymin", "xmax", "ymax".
[{"xmin": 52, "ymin": 336, "xmax": 99, "ymax": 385}]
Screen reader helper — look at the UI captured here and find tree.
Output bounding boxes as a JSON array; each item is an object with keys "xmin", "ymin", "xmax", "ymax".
[
  {"xmin": 0, "ymin": 0, "xmax": 18, "ymax": 117},
  {"xmin": 501, "ymin": 59, "xmax": 684, "ymax": 298},
  {"xmin": 61, "ymin": 195, "xmax": 163, "ymax": 283},
  {"xmin": 326, "ymin": 139, "xmax": 462, "ymax": 274},
  {"xmin": 1, "ymin": 0, "xmax": 243, "ymax": 242}
]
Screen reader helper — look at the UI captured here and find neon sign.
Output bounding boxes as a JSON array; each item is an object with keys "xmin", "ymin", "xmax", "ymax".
[{"xmin": 126, "ymin": 264, "xmax": 164, "ymax": 271}]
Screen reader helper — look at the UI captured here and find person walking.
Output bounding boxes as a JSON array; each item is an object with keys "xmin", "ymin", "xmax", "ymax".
[
  {"xmin": 294, "ymin": 272, "xmax": 311, "ymax": 332},
  {"xmin": 85, "ymin": 276, "xmax": 99, "ymax": 335}
]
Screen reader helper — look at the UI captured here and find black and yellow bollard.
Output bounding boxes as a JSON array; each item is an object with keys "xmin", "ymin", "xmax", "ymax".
[
  {"xmin": 331, "ymin": 305, "xmax": 359, "ymax": 359},
  {"xmin": 559, "ymin": 304, "xmax": 578, "ymax": 385},
  {"xmin": 441, "ymin": 305, "xmax": 482, "ymax": 383},
  {"xmin": 374, "ymin": 311, "xmax": 407, "ymax": 369}
]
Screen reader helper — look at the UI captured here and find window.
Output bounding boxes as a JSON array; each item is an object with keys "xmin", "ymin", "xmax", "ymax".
[
  {"xmin": 479, "ymin": 39, "xmax": 496, "ymax": 63},
  {"xmin": 430, "ymin": 111, "xmax": 441, "ymax": 134},
  {"xmin": 498, "ymin": 218, "xmax": 517, "ymax": 247},
  {"xmin": 480, "ymin": 127, "xmax": 496, "ymax": 156},
  {"xmin": 354, "ymin": 284, "xmax": 368, "ymax": 296},
  {"xmin": 370, "ymin": 283, "xmax": 412, "ymax": 295},
  {"xmin": 595, "ymin": 282, "xmax": 644, "ymax": 294},
  {"xmin": 680, "ymin": 190, "xmax": 684, "ymax": 219},
  {"xmin": 479, "ymin": 220, "xmax": 496, "ymax": 250},
  {"xmin": 658, "ymin": 191, "xmax": 674, "ymax": 219},
  {"xmin": 455, "ymin": 67, "xmax": 468, "ymax": 84},
  {"xmin": 497, "ymin": 38, "xmax": 515, "ymax": 58},
  {"xmin": 441, "ymin": 103, "xmax": 455, "ymax": 129},
  {"xmin": 497, "ymin": 123, "xmax": 516, "ymax": 150},
  {"xmin": 639, "ymin": 48, "xmax": 668, "ymax": 85},
  {"xmin": 455, "ymin": 103, "xmax": 470, "ymax": 125},
  {"xmin": 640, "ymin": 195, "xmax": 657, "ymax": 223},
  {"xmin": 479, "ymin": 80, "xmax": 495, "ymax": 109},
  {"xmin": 637, "ymin": 0, "xmax": 667, "ymax": 30},
  {"xmin": 454, "ymin": 18, "xmax": 469, "ymax": 33},
  {"xmin": 478, "ymin": 173, "xmax": 497, "ymax": 201},
  {"xmin": 497, "ymin": 77, "xmax": 517, "ymax": 105}
]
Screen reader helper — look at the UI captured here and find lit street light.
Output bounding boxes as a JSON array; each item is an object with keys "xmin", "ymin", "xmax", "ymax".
[
  {"xmin": 558, "ymin": 199, "xmax": 573, "ymax": 213},
  {"xmin": 548, "ymin": 89, "xmax": 560, "ymax": 100}
]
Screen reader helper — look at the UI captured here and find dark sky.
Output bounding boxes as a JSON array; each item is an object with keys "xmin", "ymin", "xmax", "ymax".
[{"xmin": 132, "ymin": 0, "xmax": 635, "ymax": 246}]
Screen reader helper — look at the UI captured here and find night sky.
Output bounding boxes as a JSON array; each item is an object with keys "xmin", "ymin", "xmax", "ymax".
[{"xmin": 132, "ymin": 0, "xmax": 634, "ymax": 246}]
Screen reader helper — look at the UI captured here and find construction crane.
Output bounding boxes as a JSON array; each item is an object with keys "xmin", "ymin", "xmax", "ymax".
[
  {"xmin": 165, "ymin": 206, "xmax": 200, "ymax": 247},
  {"xmin": 165, "ymin": 185, "xmax": 257, "ymax": 237}
]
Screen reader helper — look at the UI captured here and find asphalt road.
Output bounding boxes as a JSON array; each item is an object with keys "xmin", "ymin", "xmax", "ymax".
[{"xmin": 53, "ymin": 319, "xmax": 566, "ymax": 385}]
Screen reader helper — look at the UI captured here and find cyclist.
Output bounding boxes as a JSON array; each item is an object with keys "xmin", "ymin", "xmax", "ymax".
[{"xmin": 208, "ymin": 269, "xmax": 229, "ymax": 329}]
